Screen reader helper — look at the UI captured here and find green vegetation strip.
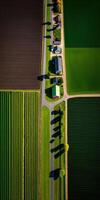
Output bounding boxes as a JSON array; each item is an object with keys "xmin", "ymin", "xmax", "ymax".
[
  {"xmin": 46, "ymin": 0, "xmax": 51, "ymax": 74},
  {"xmin": 41, "ymin": 106, "xmax": 50, "ymax": 200},
  {"xmin": 0, "ymin": 91, "xmax": 40, "ymax": 200},
  {"xmin": 45, "ymin": 0, "xmax": 55, "ymax": 101},
  {"xmin": 0, "ymin": 92, "xmax": 9, "ymax": 200},
  {"xmin": 10, "ymin": 92, "xmax": 24, "ymax": 200},
  {"xmin": 54, "ymin": 101, "xmax": 66, "ymax": 200},
  {"xmin": 24, "ymin": 92, "xmax": 40, "ymax": 200}
]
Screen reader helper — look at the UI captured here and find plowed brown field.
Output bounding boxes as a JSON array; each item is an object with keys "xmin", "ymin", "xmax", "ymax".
[{"xmin": 0, "ymin": 0, "xmax": 43, "ymax": 89}]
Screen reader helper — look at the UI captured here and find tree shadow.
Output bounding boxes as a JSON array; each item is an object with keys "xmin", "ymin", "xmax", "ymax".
[
  {"xmin": 37, "ymin": 74, "xmax": 49, "ymax": 81},
  {"xmin": 50, "ymin": 143, "xmax": 65, "ymax": 159},
  {"xmin": 51, "ymin": 110, "xmax": 60, "ymax": 115},
  {"xmin": 51, "ymin": 108, "xmax": 62, "ymax": 115},
  {"xmin": 50, "ymin": 138, "xmax": 55, "ymax": 143},
  {"xmin": 44, "ymin": 35, "xmax": 51, "ymax": 39},
  {"xmin": 47, "ymin": 24, "xmax": 59, "ymax": 32},
  {"xmin": 50, "ymin": 78, "xmax": 54, "ymax": 84},
  {"xmin": 42, "ymin": 21, "xmax": 51, "ymax": 25},
  {"xmin": 54, "ymin": 148, "xmax": 65, "ymax": 159},
  {"xmin": 51, "ymin": 143, "xmax": 64, "ymax": 153},
  {"xmin": 51, "ymin": 116, "xmax": 61, "ymax": 125},
  {"xmin": 53, "ymin": 126, "xmax": 60, "ymax": 131},
  {"xmin": 47, "ymin": 3, "xmax": 54, "ymax": 7},
  {"xmin": 45, "ymin": 87, "xmax": 52, "ymax": 98},
  {"xmin": 49, "ymin": 168, "xmax": 60, "ymax": 180},
  {"xmin": 59, "ymin": 110, "xmax": 63, "ymax": 116},
  {"xmin": 47, "ymin": 44, "xmax": 52, "ymax": 52},
  {"xmin": 52, "ymin": 131, "xmax": 61, "ymax": 139},
  {"xmin": 49, "ymin": 60, "xmax": 55, "ymax": 74}
]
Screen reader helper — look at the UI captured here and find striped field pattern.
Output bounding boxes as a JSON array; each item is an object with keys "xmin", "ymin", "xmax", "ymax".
[{"xmin": 0, "ymin": 91, "xmax": 40, "ymax": 200}]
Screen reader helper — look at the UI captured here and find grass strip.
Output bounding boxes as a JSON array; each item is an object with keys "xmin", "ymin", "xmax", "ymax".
[
  {"xmin": 41, "ymin": 106, "xmax": 50, "ymax": 200},
  {"xmin": 54, "ymin": 101, "xmax": 66, "ymax": 200}
]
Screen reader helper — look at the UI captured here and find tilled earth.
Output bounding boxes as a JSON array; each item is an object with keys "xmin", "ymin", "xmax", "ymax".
[{"xmin": 0, "ymin": 0, "xmax": 43, "ymax": 89}]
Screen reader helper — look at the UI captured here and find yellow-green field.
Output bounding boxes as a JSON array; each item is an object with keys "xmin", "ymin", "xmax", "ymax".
[{"xmin": 41, "ymin": 106, "xmax": 50, "ymax": 200}]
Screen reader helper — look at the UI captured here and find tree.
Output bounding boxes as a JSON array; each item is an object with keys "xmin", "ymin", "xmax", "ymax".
[{"xmin": 60, "ymin": 169, "xmax": 65, "ymax": 178}]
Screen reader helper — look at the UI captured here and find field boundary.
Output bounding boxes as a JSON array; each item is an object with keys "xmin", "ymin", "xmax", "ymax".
[{"xmin": 0, "ymin": 89, "xmax": 40, "ymax": 93}]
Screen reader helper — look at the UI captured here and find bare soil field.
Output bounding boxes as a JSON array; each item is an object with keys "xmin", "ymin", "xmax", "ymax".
[{"xmin": 0, "ymin": 0, "xmax": 43, "ymax": 89}]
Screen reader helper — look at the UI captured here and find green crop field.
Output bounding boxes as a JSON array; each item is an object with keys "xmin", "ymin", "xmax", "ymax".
[
  {"xmin": 54, "ymin": 102, "xmax": 66, "ymax": 200},
  {"xmin": 68, "ymin": 98, "xmax": 100, "ymax": 200},
  {"xmin": 65, "ymin": 48, "xmax": 100, "ymax": 94},
  {"xmin": 0, "ymin": 91, "xmax": 40, "ymax": 200},
  {"xmin": 63, "ymin": 0, "xmax": 100, "ymax": 94},
  {"xmin": 24, "ymin": 92, "xmax": 40, "ymax": 200},
  {"xmin": 41, "ymin": 106, "xmax": 50, "ymax": 200}
]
